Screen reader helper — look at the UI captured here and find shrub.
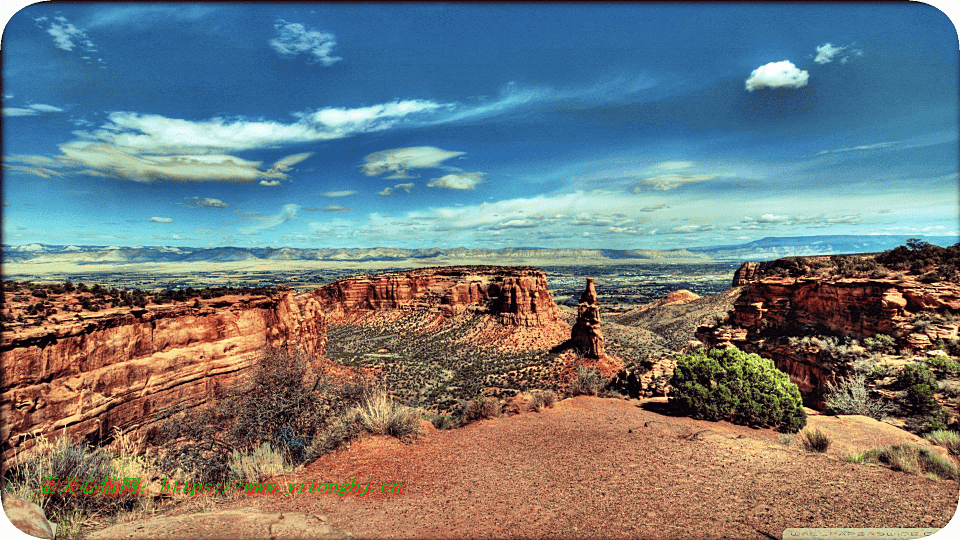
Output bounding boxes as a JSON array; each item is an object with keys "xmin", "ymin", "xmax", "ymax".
[
  {"xmin": 530, "ymin": 389, "xmax": 558, "ymax": 411},
  {"xmin": 876, "ymin": 443, "xmax": 958, "ymax": 480},
  {"xmin": 863, "ymin": 334, "xmax": 896, "ymax": 354},
  {"xmin": 842, "ymin": 450, "xmax": 879, "ymax": 464},
  {"xmin": 923, "ymin": 356, "xmax": 960, "ymax": 378},
  {"xmin": 898, "ymin": 364, "xmax": 942, "ymax": 417},
  {"xmin": 924, "ymin": 430, "xmax": 960, "ymax": 457},
  {"xmin": 227, "ymin": 442, "xmax": 288, "ymax": 484},
  {"xmin": 669, "ymin": 347, "xmax": 806, "ymax": 432},
  {"xmin": 346, "ymin": 390, "xmax": 420, "ymax": 441},
  {"xmin": 431, "ymin": 414, "xmax": 457, "ymax": 430},
  {"xmin": 569, "ymin": 365, "xmax": 605, "ymax": 397},
  {"xmin": 823, "ymin": 373, "xmax": 893, "ymax": 420},
  {"xmin": 462, "ymin": 396, "xmax": 502, "ymax": 424},
  {"xmin": 799, "ymin": 428, "xmax": 831, "ymax": 452}
]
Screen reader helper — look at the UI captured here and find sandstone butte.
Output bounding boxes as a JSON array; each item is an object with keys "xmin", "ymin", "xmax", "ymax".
[
  {"xmin": 0, "ymin": 266, "xmax": 563, "ymax": 463},
  {"xmin": 700, "ymin": 261, "xmax": 960, "ymax": 399}
]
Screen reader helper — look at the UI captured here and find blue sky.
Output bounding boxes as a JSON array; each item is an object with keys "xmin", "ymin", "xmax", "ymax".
[{"xmin": 2, "ymin": 3, "xmax": 958, "ymax": 249}]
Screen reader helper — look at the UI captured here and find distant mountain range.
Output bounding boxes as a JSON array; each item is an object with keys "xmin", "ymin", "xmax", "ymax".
[{"xmin": 3, "ymin": 235, "xmax": 957, "ymax": 266}]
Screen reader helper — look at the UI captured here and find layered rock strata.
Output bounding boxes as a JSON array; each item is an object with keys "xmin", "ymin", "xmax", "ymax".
[
  {"xmin": 571, "ymin": 278, "xmax": 606, "ymax": 359},
  {"xmin": 698, "ymin": 262, "xmax": 960, "ymax": 398},
  {"xmin": 311, "ymin": 266, "xmax": 560, "ymax": 327},
  {"xmin": 1, "ymin": 291, "xmax": 325, "ymax": 463}
]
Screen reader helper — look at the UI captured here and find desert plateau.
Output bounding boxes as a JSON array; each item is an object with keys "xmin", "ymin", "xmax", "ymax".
[{"xmin": 3, "ymin": 3, "xmax": 959, "ymax": 539}]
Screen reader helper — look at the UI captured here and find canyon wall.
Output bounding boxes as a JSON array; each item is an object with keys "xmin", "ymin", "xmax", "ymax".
[
  {"xmin": 311, "ymin": 265, "xmax": 561, "ymax": 328},
  {"xmin": 698, "ymin": 264, "xmax": 960, "ymax": 398},
  {"xmin": 1, "ymin": 290, "xmax": 325, "ymax": 463},
  {"xmin": 2, "ymin": 266, "xmax": 562, "ymax": 461}
]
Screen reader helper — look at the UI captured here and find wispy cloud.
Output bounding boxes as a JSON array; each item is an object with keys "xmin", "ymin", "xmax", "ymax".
[
  {"xmin": 3, "ymin": 103, "xmax": 65, "ymax": 116},
  {"xmin": 813, "ymin": 42, "xmax": 863, "ymax": 64},
  {"xmin": 35, "ymin": 15, "xmax": 104, "ymax": 66},
  {"xmin": 322, "ymin": 190, "xmax": 357, "ymax": 197},
  {"xmin": 745, "ymin": 61, "xmax": 809, "ymax": 92},
  {"xmin": 241, "ymin": 204, "xmax": 300, "ymax": 232},
  {"xmin": 319, "ymin": 205, "xmax": 352, "ymax": 213},
  {"xmin": 270, "ymin": 19, "xmax": 342, "ymax": 66},
  {"xmin": 149, "ymin": 216, "xmax": 174, "ymax": 223},
  {"xmin": 812, "ymin": 141, "xmax": 898, "ymax": 156}
]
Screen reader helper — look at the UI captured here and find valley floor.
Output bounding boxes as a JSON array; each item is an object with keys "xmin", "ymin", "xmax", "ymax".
[{"xmin": 94, "ymin": 396, "xmax": 959, "ymax": 540}]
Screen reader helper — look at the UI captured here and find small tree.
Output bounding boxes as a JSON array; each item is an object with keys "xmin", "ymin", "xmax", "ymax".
[{"xmin": 670, "ymin": 347, "xmax": 806, "ymax": 432}]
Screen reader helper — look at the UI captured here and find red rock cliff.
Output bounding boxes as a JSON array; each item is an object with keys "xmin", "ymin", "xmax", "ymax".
[
  {"xmin": 311, "ymin": 265, "xmax": 560, "ymax": 328},
  {"xmin": 1, "ymin": 291, "xmax": 325, "ymax": 463},
  {"xmin": 698, "ymin": 272, "xmax": 960, "ymax": 398}
]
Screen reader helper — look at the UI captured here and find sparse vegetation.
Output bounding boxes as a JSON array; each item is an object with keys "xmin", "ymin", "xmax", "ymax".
[
  {"xmin": 227, "ymin": 442, "xmax": 289, "ymax": 484},
  {"xmin": 874, "ymin": 443, "xmax": 958, "ymax": 480},
  {"xmin": 345, "ymin": 390, "xmax": 421, "ymax": 441},
  {"xmin": 799, "ymin": 428, "xmax": 831, "ymax": 452},
  {"xmin": 462, "ymin": 396, "xmax": 502, "ymax": 424},
  {"xmin": 568, "ymin": 365, "xmax": 606, "ymax": 397},
  {"xmin": 530, "ymin": 389, "xmax": 558, "ymax": 411},
  {"xmin": 670, "ymin": 347, "xmax": 806, "ymax": 432},
  {"xmin": 823, "ymin": 373, "xmax": 893, "ymax": 420},
  {"xmin": 924, "ymin": 430, "xmax": 960, "ymax": 457}
]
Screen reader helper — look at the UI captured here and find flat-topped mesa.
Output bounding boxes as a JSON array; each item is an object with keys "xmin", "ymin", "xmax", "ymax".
[
  {"xmin": 571, "ymin": 277, "xmax": 606, "ymax": 359},
  {"xmin": 1, "ymin": 290, "xmax": 326, "ymax": 463},
  {"xmin": 311, "ymin": 265, "xmax": 561, "ymax": 328}
]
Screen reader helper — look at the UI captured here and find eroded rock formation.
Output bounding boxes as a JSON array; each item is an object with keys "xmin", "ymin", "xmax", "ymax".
[
  {"xmin": 698, "ymin": 263, "xmax": 960, "ymax": 400},
  {"xmin": 1, "ymin": 291, "xmax": 325, "ymax": 463},
  {"xmin": 2, "ymin": 266, "xmax": 564, "ymax": 462},
  {"xmin": 312, "ymin": 265, "xmax": 560, "ymax": 328},
  {"xmin": 571, "ymin": 277, "xmax": 606, "ymax": 359}
]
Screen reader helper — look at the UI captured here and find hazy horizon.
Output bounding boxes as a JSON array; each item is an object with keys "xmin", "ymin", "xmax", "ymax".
[{"xmin": 3, "ymin": 3, "xmax": 958, "ymax": 251}]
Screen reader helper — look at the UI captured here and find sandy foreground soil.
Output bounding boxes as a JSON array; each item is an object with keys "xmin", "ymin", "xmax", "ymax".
[{"xmin": 109, "ymin": 396, "xmax": 959, "ymax": 540}]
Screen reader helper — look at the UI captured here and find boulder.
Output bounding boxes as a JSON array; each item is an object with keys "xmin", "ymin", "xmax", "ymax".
[{"xmin": 2, "ymin": 495, "xmax": 56, "ymax": 539}]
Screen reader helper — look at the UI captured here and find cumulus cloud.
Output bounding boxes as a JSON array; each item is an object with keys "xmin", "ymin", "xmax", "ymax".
[
  {"xmin": 149, "ymin": 216, "xmax": 174, "ymax": 223},
  {"xmin": 633, "ymin": 174, "xmax": 715, "ymax": 191},
  {"xmin": 745, "ymin": 61, "xmax": 809, "ymax": 92},
  {"xmin": 427, "ymin": 172, "xmax": 486, "ymax": 190},
  {"xmin": 260, "ymin": 180, "xmax": 281, "ymax": 187},
  {"xmin": 194, "ymin": 197, "xmax": 229, "ymax": 208},
  {"xmin": 378, "ymin": 187, "xmax": 393, "ymax": 196},
  {"xmin": 322, "ymin": 190, "xmax": 357, "ymax": 197},
  {"xmin": 270, "ymin": 20, "xmax": 342, "ymax": 66},
  {"xmin": 361, "ymin": 147, "xmax": 465, "ymax": 178}
]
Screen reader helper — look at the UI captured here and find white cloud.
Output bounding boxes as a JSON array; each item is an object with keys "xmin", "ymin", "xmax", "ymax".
[
  {"xmin": 270, "ymin": 20, "xmax": 342, "ymax": 66},
  {"xmin": 47, "ymin": 19, "xmax": 84, "ymax": 51},
  {"xmin": 320, "ymin": 205, "xmax": 351, "ymax": 213},
  {"xmin": 814, "ymin": 43, "xmax": 844, "ymax": 64},
  {"xmin": 2, "ymin": 104, "xmax": 65, "ymax": 116},
  {"xmin": 377, "ymin": 183, "xmax": 414, "ymax": 196},
  {"xmin": 813, "ymin": 42, "xmax": 862, "ymax": 64},
  {"xmin": 812, "ymin": 141, "xmax": 898, "ymax": 156},
  {"xmin": 241, "ymin": 204, "xmax": 300, "ymax": 233},
  {"xmin": 194, "ymin": 197, "xmax": 229, "ymax": 208},
  {"xmin": 260, "ymin": 180, "xmax": 281, "ymax": 187},
  {"xmin": 428, "ymin": 172, "xmax": 486, "ymax": 190},
  {"xmin": 745, "ymin": 61, "xmax": 809, "ymax": 92},
  {"xmin": 322, "ymin": 190, "xmax": 357, "ymax": 197},
  {"xmin": 361, "ymin": 147, "xmax": 465, "ymax": 178},
  {"xmin": 149, "ymin": 216, "xmax": 174, "ymax": 223},
  {"xmin": 633, "ymin": 174, "xmax": 715, "ymax": 191}
]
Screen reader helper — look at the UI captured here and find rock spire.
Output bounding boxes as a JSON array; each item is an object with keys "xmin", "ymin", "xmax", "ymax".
[{"xmin": 571, "ymin": 277, "xmax": 606, "ymax": 359}]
